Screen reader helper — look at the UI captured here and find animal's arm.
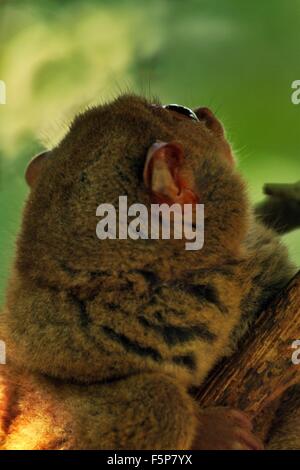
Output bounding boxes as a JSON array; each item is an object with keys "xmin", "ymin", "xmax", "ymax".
[
  {"xmin": 1, "ymin": 371, "xmax": 198, "ymax": 450},
  {"xmin": 1, "ymin": 366, "xmax": 262, "ymax": 450},
  {"xmin": 63, "ymin": 372, "xmax": 199, "ymax": 450},
  {"xmin": 255, "ymin": 181, "xmax": 300, "ymax": 234}
]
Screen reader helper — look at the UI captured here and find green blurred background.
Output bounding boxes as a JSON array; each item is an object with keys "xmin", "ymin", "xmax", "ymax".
[{"xmin": 1, "ymin": 0, "xmax": 300, "ymax": 305}]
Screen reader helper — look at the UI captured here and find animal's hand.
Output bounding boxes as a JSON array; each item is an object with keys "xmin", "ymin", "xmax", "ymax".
[
  {"xmin": 263, "ymin": 181, "xmax": 300, "ymax": 201},
  {"xmin": 192, "ymin": 407, "xmax": 264, "ymax": 450},
  {"xmin": 255, "ymin": 181, "xmax": 300, "ymax": 234}
]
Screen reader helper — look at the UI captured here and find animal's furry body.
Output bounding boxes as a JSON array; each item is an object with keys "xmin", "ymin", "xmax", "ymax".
[{"xmin": 0, "ymin": 95, "xmax": 298, "ymax": 449}]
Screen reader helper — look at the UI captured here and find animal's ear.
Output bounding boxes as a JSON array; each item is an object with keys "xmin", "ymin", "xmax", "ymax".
[
  {"xmin": 194, "ymin": 107, "xmax": 224, "ymax": 135},
  {"xmin": 25, "ymin": 151, "xmax": 50, "ymax": 188},
  {"xmin": 143, "ymin": 141, "xmax": 199, "ymax": 205},
  {"xmin": 194, "ymin": 107, "xmax": 235, "ymax": 165}
]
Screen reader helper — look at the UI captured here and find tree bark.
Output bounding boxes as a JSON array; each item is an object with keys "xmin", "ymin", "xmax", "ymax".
[{"xmin": 196, "ymin": 271, "xmax": 300, "ymax": 418}]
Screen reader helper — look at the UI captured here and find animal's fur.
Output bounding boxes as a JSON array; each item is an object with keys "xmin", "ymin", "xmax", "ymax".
[{"xmin": 0, "ymin": 94, "xmax": 298, "ymax": 449}]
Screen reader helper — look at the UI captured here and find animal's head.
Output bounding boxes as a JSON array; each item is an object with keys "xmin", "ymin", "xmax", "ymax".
[{"xmin": 18, "ymin": 94, "xmax": 249, "ymax": 289}]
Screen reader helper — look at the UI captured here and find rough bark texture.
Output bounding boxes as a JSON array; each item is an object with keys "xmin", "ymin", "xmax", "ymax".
[{"xmin": 196, "ymin": 271, "xmax": 300, "ymax": 418}]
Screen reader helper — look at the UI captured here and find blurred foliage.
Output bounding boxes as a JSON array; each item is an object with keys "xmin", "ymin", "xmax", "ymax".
[{"xmin": 0, "ymin": 0, "xmax": 300, "ymax": 304}]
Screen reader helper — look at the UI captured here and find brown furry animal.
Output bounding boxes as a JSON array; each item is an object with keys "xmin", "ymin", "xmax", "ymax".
[{"xmin": 0, "ymin": 95, "xmax": 299, "ymax": 449}]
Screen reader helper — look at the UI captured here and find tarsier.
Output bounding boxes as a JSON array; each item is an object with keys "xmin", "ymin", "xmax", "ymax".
[{"xmin": 0, "ymin": 94, "xmax": 299, "ymax": 450}]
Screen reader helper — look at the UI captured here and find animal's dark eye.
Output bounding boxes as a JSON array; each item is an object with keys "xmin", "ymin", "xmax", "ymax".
[{"xmin": 163, "ymin": 104, "xmax": 199, "ymax": 121}]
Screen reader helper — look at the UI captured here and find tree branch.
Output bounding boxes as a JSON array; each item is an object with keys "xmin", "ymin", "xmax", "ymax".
[{"xmin": 196, "ymin": 271, "xmax": 300, "ymax": 418}]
